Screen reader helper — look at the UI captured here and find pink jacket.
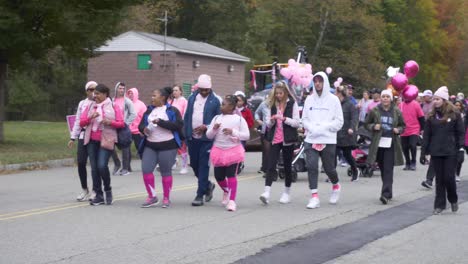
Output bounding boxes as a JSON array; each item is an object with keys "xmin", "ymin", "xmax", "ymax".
[
  {"xmin": 127, "ymin": 88, "xmax": 147, "ymax": 134},
  {"xmin": 80, "ymin": 99, "xmax": 124, "ymax": 145}
]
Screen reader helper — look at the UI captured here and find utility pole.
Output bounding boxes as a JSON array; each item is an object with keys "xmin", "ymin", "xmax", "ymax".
[{"xmin": 157, "ymin": 10, "xmax": 168, "ymax": 72}]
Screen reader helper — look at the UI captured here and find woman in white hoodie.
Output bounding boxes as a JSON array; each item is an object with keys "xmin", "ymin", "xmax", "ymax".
[{"xmin": 302, "ymin": 72, "xmax": 344, "ymax": 209}]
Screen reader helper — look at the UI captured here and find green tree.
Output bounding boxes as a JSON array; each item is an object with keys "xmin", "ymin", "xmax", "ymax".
[{"xmin": 0, "ymin": 0, "xmax": 137, "ymax": 142}]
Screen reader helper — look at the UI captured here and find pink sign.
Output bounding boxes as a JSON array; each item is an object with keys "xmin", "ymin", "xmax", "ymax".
[{"xmin": 66, "ymin": 115, "xmax": 76, "ymax": 133}]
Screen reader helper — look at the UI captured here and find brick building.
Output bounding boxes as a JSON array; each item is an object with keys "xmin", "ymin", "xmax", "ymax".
[{"xmin": 88, "ymin": 31, "xmax": 250, "ymax": 104}]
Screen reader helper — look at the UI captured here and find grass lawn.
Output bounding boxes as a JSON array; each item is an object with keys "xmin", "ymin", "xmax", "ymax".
[{"xmin": 0, "ymin": 121, "xmax": 74, "ymax": 165}]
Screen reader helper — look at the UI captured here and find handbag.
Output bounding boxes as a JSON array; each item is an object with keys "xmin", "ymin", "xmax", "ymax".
[
  {"xmin": 100, "ymin": 128, "xmax": 115, "ymax": 151},
  {"xmin": 116, "ymin": 124, "xmax": 132, "ymax": 149}
]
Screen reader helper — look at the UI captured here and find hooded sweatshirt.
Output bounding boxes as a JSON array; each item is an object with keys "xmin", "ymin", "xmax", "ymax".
[
  {"xmin": 127, "ymin": 88, "xmax": 147, "ymax": 135},
  {"xmin": 113, "ymin": 82, "xmax": 136, "ymax": 126},
  {"xmin": 302, "ymin": 71, "xmax": 344, "ymax": 144}
]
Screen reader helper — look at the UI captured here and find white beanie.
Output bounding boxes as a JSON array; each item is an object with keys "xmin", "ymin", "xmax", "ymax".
[
  {"xmin": 85, "ymin": 81, "xmax": 97, "ymax": 91},
  {"xmin": 381, "ymin": 89, "xmax": 393, "ymax": 101},
  {"xmin": 434, "ymin": 86, "xmax": 449, "ymax": 100}
]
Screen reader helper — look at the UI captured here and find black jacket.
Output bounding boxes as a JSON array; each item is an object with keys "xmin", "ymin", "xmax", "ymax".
[
  {"xmin": 267, "ymin": 97, "xmax": 298, "ymax": 144},
  {"xmin": 422, "ymin": 111, "xmax": 465, "ymax": 157},
  {"xmin": 337, "ymin": 97, "xmax": 358, "ymax": 147}
]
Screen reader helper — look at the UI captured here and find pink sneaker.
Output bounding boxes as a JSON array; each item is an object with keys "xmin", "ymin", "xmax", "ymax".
[
  {"xmin": 222, "ymin": 192, "xmax": 229, "ymax": 205},
  {"xmin": 226, "ymin": 200, "xmax": 237, "ymax": 211},
  {"xmin": 162, "ymin": 198, "xmax": 171, "ymax": 208}
]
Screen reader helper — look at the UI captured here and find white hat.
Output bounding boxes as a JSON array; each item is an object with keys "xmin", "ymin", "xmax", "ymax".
[
  {"xmin": 418, "ymin": 92, "xmax": 424, "ymax": 97},
  {"xmin": 422, "ymin": 90, "xmax": 433, "ymax": 97},
  {"xmin": 85, "ymin": 81, "xmax": 97, "ymax": 90},
  {"xmin": 434, "ymin": 86, "xmax": 449, "ymax": 101},
  {"xmin": 381, "ymin": 89, "xmax": 393, "ymax": 101},
  {"xmin": 234, "ymin": 90, "xmax": 245, "ymax": 97},
  {"xmin": 197, "ymin": 74, "xmax": 212, "ymax": 89}
]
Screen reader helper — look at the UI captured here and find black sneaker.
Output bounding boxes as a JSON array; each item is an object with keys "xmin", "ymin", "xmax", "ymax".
[
  {"xmin": 379, "ymin": 196, "xmax": 388, "ymax": 205},
  {"xmin": 105, "ymin": 190, "xmax": 113, "ymax": 205},
  {"xmin": 205, "ymin": 182, "xmax": 216, "ymax": 202},
  {"xmin": 409, "ymin": 163, "xmax": 416, "ymax": 171},
  {"xmin": 433, "ymin": 208, "xmax": 443, "ymax": 215},
  {"xmin": 403, "ymin": 165, "xmax": 410, "ymax": 171},
  {"xmin": 351, "ymin": 168, "xmax": 359, "ymax": 182},
  {"xmin": 421, "ymin": 180, "xmax": 432, "ymax": 189},
  {"xmin": 451, "ymin": 203, "xmax": 459, "ymax": 212},
  {"xmin": 192, "ymin": 196, "xmax": 204, "ymax": 206},
  {"xmin": 90, "ymin": 195, "xmax": 105, "ymax": 206}
]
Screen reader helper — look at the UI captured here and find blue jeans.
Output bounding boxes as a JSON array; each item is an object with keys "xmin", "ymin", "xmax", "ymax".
[
  {"xmin": 87, "ymin": 140, "xmax": 113, "ymax": 196},
  {"xmin": 187, "ymin": 139, "xmax": 213, "ymax": 197}
]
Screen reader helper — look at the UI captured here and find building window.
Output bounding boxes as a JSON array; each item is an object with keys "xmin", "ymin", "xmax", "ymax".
[{"xmin": 137, "ymin": 54, "xmax": 152, "ymax": 70}]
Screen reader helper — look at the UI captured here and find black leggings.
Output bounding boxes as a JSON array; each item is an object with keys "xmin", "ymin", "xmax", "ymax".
[
  {"xmin": 260, "ymin": 134, "xmax": 271, "ymax": 172},
  {"xmin": 401, "ymin": 135, "xmax": 418, "ymax": 165},
  {"xmin": 77, "ymin": 139, "xmax": 88, "ymax": 189},
  {"xmin": 214, "ymin": 163, "xmax": 239, "ymax": 181},
  {"xmin": 265, "ymin": 143, "xmax": 294, "ymax": 187},
  {"xmin": 335, "ymin": 146, "xmax": 357, "ymax": 170}
]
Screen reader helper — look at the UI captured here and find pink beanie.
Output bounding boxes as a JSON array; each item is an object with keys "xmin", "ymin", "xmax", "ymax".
[
  {"xmin": 197, "ymin": 74, "xmax": 212, "ymax": 89},
  {"xmin": 85, "ymin": 81, "xmax": 97, "ymax": 91},
  {"xmin": 434, "ymin": 86, "xmax": 449, "ymax": 100}
]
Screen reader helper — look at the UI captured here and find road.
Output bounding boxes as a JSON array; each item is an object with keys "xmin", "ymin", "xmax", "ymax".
[{"xmin": 1, "ymin": 152, "xmax": 467, "ymax": 264}]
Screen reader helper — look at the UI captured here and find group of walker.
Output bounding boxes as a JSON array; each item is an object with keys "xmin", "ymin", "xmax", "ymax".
[{"xmin": 69, "ymin": 73, "xmax": 463, "ymax": 215}]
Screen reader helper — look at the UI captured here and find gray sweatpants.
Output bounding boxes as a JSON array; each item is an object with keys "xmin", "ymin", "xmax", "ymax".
[
  {"xmin": 141, "ymin": 147, "xmax": 177, "ymax": 176},
  {"xmin": 304, "ymin": 143, "xmax": 340, "ymax": 190}
]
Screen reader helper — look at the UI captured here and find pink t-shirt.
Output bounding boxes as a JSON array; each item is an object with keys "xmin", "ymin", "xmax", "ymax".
[
  {"xmin": 367, "ymin": 100, "xmax": 380, "ymax": 113},
  {"xmin": 399, "ymin": 100, "xmax": 424, "ymax": 136},
  {"xmin": 171, "ymin": 97, "xmax": 188, "ymax": 117}
]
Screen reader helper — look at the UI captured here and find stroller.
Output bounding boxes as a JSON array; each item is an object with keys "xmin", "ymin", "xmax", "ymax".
[
  {"xmin": 347, "ymin": 126, "xmax": 375, "ymax": 178},
  {"xmin": 277, "ymin": 130, "xmax": 306, "ymax": 182}
]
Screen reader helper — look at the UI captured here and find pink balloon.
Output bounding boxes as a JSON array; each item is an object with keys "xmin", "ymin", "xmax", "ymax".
[
  {"xmin": 391, "ymin": 73, "xmax": 408, "ymax": 91},
  {"xmin": 326, "ymin": 67, "xmax": 332, "ymax": 75},
  {"xmin": 404, "ymin": 60, "xmax": 419, "ymax": 78},
  {"xmin": 280, "ymin": 68, "xmax": 292, "ymax": 79},
  {"xmin": 402, "ymin": 84, "xmax": 419, "ymax": 102},
  {"xmin": 288, "ymin": 59, "xmax": 297, "ymax": 67},
  {"xmin": 334, "ymin": 81, "xmax": 340, "ymax": 88},
  {"xmin": 337, "ymin": 77, "xmax": 343, "ymax": 83}
]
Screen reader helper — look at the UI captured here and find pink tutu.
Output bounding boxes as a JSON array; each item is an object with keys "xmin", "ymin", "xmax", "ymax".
[{"xmin": 210, "ymin": 144, "xmax": 245, "ymax": 167}]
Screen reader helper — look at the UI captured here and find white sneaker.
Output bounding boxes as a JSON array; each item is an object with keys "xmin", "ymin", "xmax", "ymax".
[
  {"xmin": 307, "ymin": 197, "xmax": 320, "ymax": 209},
  {"xmin": 456, "ymin": 176, "xmax": 461, "ymax": 182},
  {"xmin": 76, "ymin": 189, "xmax": 89, "ymax": 202},
  {"xmin": 259, "ymin": 192, "xmax": 270, "ymax": 205},
  {"xmin": 88, "ymin": 190, "xmax": 96, "ymax": 201},
  {"xmin": 279, "ymin": 192, "xmax": 290, "ymax": 204},
  {"xmin": 222, "ymin": 192, "xmax": 230, "ymax": 205},
  {"xmin": 180, "ymin": 167, "xmax": 188, "ymax": 174},
  {"xmin": 329, "ymin": 187, "xmax": 341, "ymax": 204}
]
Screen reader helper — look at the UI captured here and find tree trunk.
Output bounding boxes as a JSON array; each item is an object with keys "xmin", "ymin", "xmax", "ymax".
[
  {"xmin": 312, "ymin": 8, "xmax": 329, "ymax": 62},
  {"xmin": 0, "ymin": 60, "xmax": 7, "ymax": 143}
]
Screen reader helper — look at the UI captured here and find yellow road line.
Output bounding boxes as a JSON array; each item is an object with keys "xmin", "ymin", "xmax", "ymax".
[{"xmin": 0, "ymin": 175, "xmax": 261, "ymax": 221}]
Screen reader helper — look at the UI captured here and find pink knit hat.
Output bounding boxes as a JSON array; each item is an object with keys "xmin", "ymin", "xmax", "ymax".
[
  {"xmin": 196, "ymin": 74, "xmax": 212, "ymax": 89},
  {"xmin": 434, "ymin": 86, "xmax": 449, "ymax": 100}
]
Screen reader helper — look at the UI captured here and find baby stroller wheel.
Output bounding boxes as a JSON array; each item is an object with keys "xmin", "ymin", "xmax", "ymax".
[
  {"xmin": 347, "ymin": 167, "xmax": 353, "ymax": 177},
  {"xmin": 291, "ymin": 171, "xmax": 298, "ymax": 183},
  {"xmin": 278, "ymin": 169, "xmax": 285, "ymax": 179}
]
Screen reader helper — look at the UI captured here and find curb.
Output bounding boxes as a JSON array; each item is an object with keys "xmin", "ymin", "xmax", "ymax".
[{"xmin": 0, "ymin": 158, "xmax": 75, "ymax": 172}]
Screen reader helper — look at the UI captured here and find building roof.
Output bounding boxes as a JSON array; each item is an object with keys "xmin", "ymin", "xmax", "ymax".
[{"xmin": 95, "ymin": 31, "xmax": 250, "ymax": 62}]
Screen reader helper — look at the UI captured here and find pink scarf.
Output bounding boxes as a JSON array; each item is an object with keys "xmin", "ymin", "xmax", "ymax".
[{"xmin": 90, "ymin": 98, "xmax": 112, "ymax": 132}]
